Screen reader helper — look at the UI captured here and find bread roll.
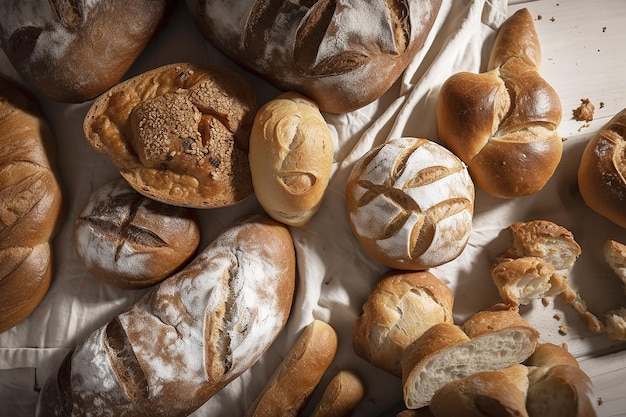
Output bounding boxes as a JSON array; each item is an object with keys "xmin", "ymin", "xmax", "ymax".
[
  {"xmin": 578, "ymin": 107, "xmax": 626, "ymax": 228},
  {"xmin": 428, "ymin": 364, "xmax": 529, "ymax": 417},
  {"xmin": 346, "ymin": 137, "xmax": 474, "ymax": 270},
  {"xmin": 437, "ymin": 8, "xmax": 562, "ymax": 198},
  {"xmin": 83, "ymin": 62, "xmax": 258, "ymax": 208},
  {"xmin": 353, "ymin": 270, "xmax": 454, "ymax": 377},
  {"xmin": 490, "ymin": 257, "xmax": 557, "ymax": 307},
  {"xmin": 0, "ymin": 75, "xmax": 64, "ymax": 333},
  {"xmin": 309, "ymin": 370, "xmax": 366, "ymax": 417},
  {"xmin": 246, "ymin": 319, "xmax": 337, "ymax": 417},
  {"xmin": 249, "ymin": 92, "xmax": 333, "ymax": 227},
  {"xmin": 73, "ymin": 177, "xmax": 201, "ymax": 289},
  {"xmin": 402, "ymin": 305, "xmax": 539, "ymax": 409},
  {"xmin": 186, "ymin": 0, "xmax": 443, "ymax": 113},
  {"xmin": 36, "ymin": 215, "xmax": 296, "ymax": 417},
  {"xmin": 0, "ymin": 0, "xmax": 172, "ymax": 102}
]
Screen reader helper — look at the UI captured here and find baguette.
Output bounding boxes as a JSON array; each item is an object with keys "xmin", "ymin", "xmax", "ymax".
[{"xmin": 36, "ymin": 214, "xmax": 296, "ymax": 417}]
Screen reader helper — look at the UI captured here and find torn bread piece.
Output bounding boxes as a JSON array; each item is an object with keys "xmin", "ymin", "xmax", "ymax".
[{"xmin": 603, "ymin": 239, "xmax": 626, "ymax": 294}]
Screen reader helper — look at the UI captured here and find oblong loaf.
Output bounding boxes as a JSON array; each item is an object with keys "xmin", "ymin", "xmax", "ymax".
[{"xmin": 36, "ymin": 214, "xmax": 296, "ymax": 417}]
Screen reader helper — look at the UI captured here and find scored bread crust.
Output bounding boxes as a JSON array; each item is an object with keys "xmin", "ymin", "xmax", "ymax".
[
  {"xmin": 353, "ymin": 270, "xmax": 454, "ymax": 377},
  {"xmin": 83, "ymin": 62, "xmax": 258, "ymax": 209},
  {"xmin": 36, "ymin": 215, "xmax": 296, "ymax": 417}
]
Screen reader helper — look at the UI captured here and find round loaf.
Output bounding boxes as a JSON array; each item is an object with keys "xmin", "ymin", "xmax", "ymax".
[
  {"xmin": 37, "ymin": 214, "xmax": 296, "ymax": 417},
  {"xmin": 249, "ymin": 92, "xmax": 333, "ymax": 227},
  {"xmin": 437, "ymin": 8, "xmax": 562, "ymax": 198},
  {"xmin": 0, "ymin": 0, "xmax": 172, "ymax": 102},
  {"xmin": 578, "ymin": 107, "xmax": 626, "ymax": 228},
  {"xmin": 73, "ymin": 178, "xmax": 201, "ymax": 289},
  {"xmin": 346, "ymin": 137, "xmax": 474, "ymax": 270},
  {"xmin": 186, "ymin": 0, "xmax": 443, "ymax": 113},
  {"xmin": 353, "ymin": 270, "xmax": 454, "ymax": 377},
  {"xmin": 83, "ymin": 62, "xmax": 258, "ymax": 208},
  {"xmin": 0, "ymin": 75, "xmax": 64, "ymax": 333}
]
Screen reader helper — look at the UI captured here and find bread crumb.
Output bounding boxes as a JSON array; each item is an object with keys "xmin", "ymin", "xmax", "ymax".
[
  {"xmin": 573, "ymin": 98, "xmax": 595, "ymax": 122},
  {"xmin": 558, "ymin": 325, "xmax": 569, "ymax": 335},
  {"xmin": 553, "ymin": 313, "xmax": 561, "ymax": 321},
  {"xmin": 598, "ymin": 397, "xmax": 604, "ymax": 406},
  {"xmin": 550, "ymin": 16, "xmax": 555, "ymax": 22},
  {"xmin": 600, "ymin": 101, "xmax": 605, "ymax": 109},
  {"xmin": 602, "ymin": 27, "xmax": 607, "ymax": 33},
  {"xmin": 537, "ymin": 14, "xmax": 542, "ymax": 20},
  {"xmin": 542, "ymin": 297, "xmax": 550, "ymax": 306}
]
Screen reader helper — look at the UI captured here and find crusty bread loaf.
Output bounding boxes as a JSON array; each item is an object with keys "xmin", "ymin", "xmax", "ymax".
[
  {"xmin": 73, "ymin": 177, "xmax": 200, "ymax": 289},
  {"xmin": 578, "ymin": 108, "xmax": 626, "ymax": 228},
  {"xmin": 0, "ymin": 0, "xmax": 172, "ymax": 102},
  {"xmin": 36, "ymin": 215, "xmax": 296, "ymax": 417},
  {"xmin": 249, "ymin": 92, "xmax": 333, "ymax": 227},
  {"xmin": 525, "ymin": 343, "xmax": 598, "ymax": 417},
  {"xmin": 309, "ymin": 370, "xmax": 366, "ymax": 417},
  {"xmin": 83, "ymin": 62, "xmax": 258, "ymax": 209},
  {"xmin": 437, "ymin": 8, "xmax": 562, "ymax": 198},
  {"xmin": 428, "ymin": 364, "xmax": 529, "ymax": 417},
  {"xmin": 186, "ymin": 0, "xmax": 443, "ymax": 113},
  {"xmin": 401, "ymin": 305, "xmax": 539, "ymax": 409},
  {"xmin": 353, "ymin": 270, "xmax": 454, "ymax": 377},
  {"xmin": 246, "ymin": 319, "xmax": 338, "ymax": 417},
  {"xmin": 346, "ymin": 137, "xmax": 474, "ymax": 270},
  {"xmin": 0, "ymin": 75, "xmax": 64, "ymax": 333}
]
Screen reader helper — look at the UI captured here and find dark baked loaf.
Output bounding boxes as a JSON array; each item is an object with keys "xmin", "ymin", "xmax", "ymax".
[
  {"xmin": 186, "ymin": 0, "xmax": 443, "ymax": 113},
  {"xmin": 0, "ymin": 75, "xmax": 64, "ymax": 333},
  {"xmin": 0, "ymin": 0, "xmax": 173, "ymax": 102},
  {"xmin": 37, "ymin": 214, "xmax": 296, "ymax": 417}
]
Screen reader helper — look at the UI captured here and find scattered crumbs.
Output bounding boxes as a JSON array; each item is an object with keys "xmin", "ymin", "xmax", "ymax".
[
  {"xmin": 598, "ymin": 397, "xmax": 604, "ymax": 406},
  {"xmin": 542, "ymin": 297, "xmax": 550, "ymax": 307},
  {"xmin": 562, "ymin": 136, "xmax": 568, "ymax": 142},
  {"xmin": 602, "ymin": 26, "xmax": 607, "ymax": 33},
  {"xmin": 600, "ymin": 101, "xmax": 605, "ymax": 109},
  {"xmin": 537, "ymin": 14, "xmax": 543, "ymax": 20},
  {"xmin": 578, "ymin": 123, "xmax": 591, "ymax": 132},
  {"xmin": 550, "ymin": 16, "xmax": 556, "ymax": 22},
  {"xmin": 553, "ymin": 313, "xmax": 561, "ymax": 321},
  {"xmin": 573, "ymin": 98, "xmax": 595, "ymax": 122},
  {"xmin": 558, "ymin": 324, "xmax": 569, "ymax": 335},
  {"xmin": 560, "ymin": 341, "xmax": 569, "ymax": 350}
]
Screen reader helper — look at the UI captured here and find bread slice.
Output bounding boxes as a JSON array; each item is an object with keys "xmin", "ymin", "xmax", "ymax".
[{"xmin": 401, "ymin": 306, "xmax": 539, "ymax": 409}]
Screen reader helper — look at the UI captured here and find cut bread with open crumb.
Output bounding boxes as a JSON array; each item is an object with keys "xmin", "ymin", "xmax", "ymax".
[
  {"xmin": 604, "ymin": 307, "xmax": 626, "ymax": 341},
  {"xmin": 491, "ymin": 257, "xmax": 555, "ymax": 306},
  {"xmin": 603, "ymin": 239, "xmax": 626, "ymax": 293},
  {"xmin": 401, "ymin": 306, "xmax": 539, "ymax": 409}
]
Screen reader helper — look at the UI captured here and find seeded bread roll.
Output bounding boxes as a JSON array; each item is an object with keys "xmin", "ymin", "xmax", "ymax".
[
  {"xmin": 353, "ymin": 270, "xmax": 454, "ymax": 377},
  {"xmin": 578, "ymin": 107, "xmax": 626, "ymax": 228},
  {"xmin": 249, "ymin": 92, "xmax": 333, "ymax": 227},
  {"xmin": 0, "ymin": 75, "xmax": 64, "ymax": 333},
  {"xmin": 346, "ymin": 137, "xmax": 474, "ymax": 270},
  {"xmin": 83, "ymin": 62, "xmax": 258, "ymax": 209},
  {"xmin": 0, "ymin": 0, "xmax": 172, "ymax": 102},
  {"xmin": 37, "ymin": 215, "xmax": 296, "ymax": 417},
  {"xmin": 437, "ymin": 8, "xmax": 562, "ymax": 198},
  {"xmin": 186, "ymin": 0, "xmax": 443, "ymax": 113},
  {"xmin": 73, "ymin": 178, "xmax": 200, "ymax": 289}
]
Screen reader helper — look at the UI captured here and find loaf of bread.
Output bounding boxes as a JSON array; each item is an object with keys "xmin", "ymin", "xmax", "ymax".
[
  {"xmin": 249, "ymin": 92, "xmax": 334, "ymax": 227},
  {"xmin": 346, "ymin": 137, "xmax": 474, "ymax": 270},
  {"xmin": 0, "ymin": 0, "xmax": 172, "ymax": 102},
  {"xmin": 353, "ymin": 270, "xmax": 454, "ymax": 377},
  {"xmin": 578, "ymin": 107, "xmax": 626, "ymax": 228},
  {"xmin": 0, "ymin": 75, "xmax": 64, "ymax": 333},
  {"xmin": 401, "ymin": 305, "xmax": 539, "ymax": 409},
  {"xmin": 186, "ymin": 0, "xmax": 443, "ymax": 113},
  {"xmin": 36, "ymin": 214, "xmax": 296, "ymax": 417},
  {"xmin": 246, "ymin": 319, "xmax": 337, "ymax": 417},
  {"xmin": 83, "ymin": 62, "xmax": 258, "ymax": 208},
  {"xmin": 437, "ymin": 8, "xmax": 562, "ymax": 198},
  {"xmin": 73, "ymin": 177, "xmax": 201, "ymax": 289},
  {"xmin": 309, "ymin": 370, "xmax": 366, "ymax": 417}
]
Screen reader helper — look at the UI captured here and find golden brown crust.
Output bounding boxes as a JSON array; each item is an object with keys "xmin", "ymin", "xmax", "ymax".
[
  {"xmin": 83, "ymin": 62, "xmax": 258, "ymax": 208},
  {"xmin": 353, "ymin": 270, "xmax": 454, "ymax": 377},
  {"xmin": 461, "ymin": 304, "xmax": 540, "ymax": 340},
  {"xmin": 309, "ymin": 370, "xmax": 366, "ymax": 417},
  {"xmin": 578, "ymin": 107, "xmax": 626, "ymax": 228},
  {"xmin": 437, "ymin": 8, "xmax": 562, "ymax": 198},
  {"xmin": 490, "ymin": 257, "xmax": 556, "ymax": 307}
]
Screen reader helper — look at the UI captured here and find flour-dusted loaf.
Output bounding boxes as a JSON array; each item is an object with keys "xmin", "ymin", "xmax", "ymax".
[
  {"xmin": 353, "ymin": 270, "xmax": 454, "ymax": 377},
  {"xmin": 437, "ymin": 8, "xmax": 562, "ymax": 198},
  {"xmin": 0, "ymin": 75, "xmax": 64, "ymax": 333},
  {"xmin": 36, "ymin": 214, "xmax": 296, "ymax": 417},
  {"xmin": 83, "ymin": 62, "xmax": 258, "ymax": 208},
  {"xmin": 186, "ymin": 0, "xmax": 443, "ymax": 113},
  {"xmin": 249, "ymin": 92, "xmax": 333, "ymax": 227},
  {"xmin": 346, "ymin": 137, "xmax": 474, "ymax": 270},
  {"xmin": 401, "ymin": 305, "xmax": 539, "ymax": 409},
  {"xmin": 0, "ymin": 0, "xmax": 172, "ymax": 102},
  {"xmin": 246, "ymin": 320, "xmax": 337, "ymax": 417},
  {"xmin": 578, "ymin": 107, "xmax": 626, "ymax": 228},
  {"xmin": 73, "ymin": 178, "xmax": 200, "ymax": 289}
]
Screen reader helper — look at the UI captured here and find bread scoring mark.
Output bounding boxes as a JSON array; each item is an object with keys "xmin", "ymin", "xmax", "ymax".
[
  {"xmin": 48, "ymin": 0, "xmax": 85, "ymax": 32},
  {"xmin": 386, "ymin": 0, "xmax": 410, "ymax": 54},
  {"xmin": 104, "ymin": 317, "xmax": 149, "ymax": 402},
  {"xmin": 244, "ymin": 0, "xmax": 285, "ymax": 61}
]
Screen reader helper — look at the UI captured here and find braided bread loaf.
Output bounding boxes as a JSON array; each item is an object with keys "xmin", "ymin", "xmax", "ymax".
[
  {"xmin": 0, "ymin": 75, "xmax": 64, "ymax": 333},
  {"xmin": 437, "ymin": 8, "xmax": 562, "ymax": 198}
]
